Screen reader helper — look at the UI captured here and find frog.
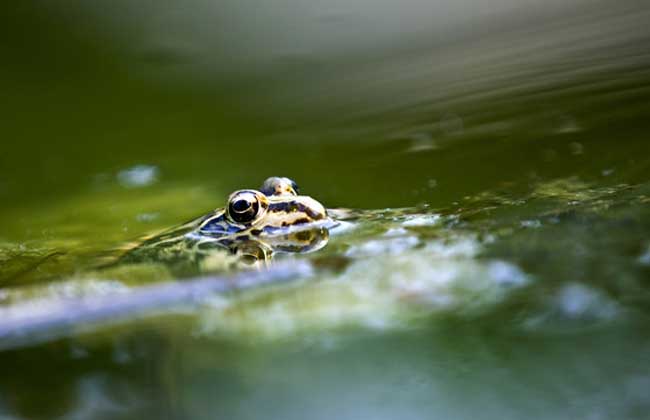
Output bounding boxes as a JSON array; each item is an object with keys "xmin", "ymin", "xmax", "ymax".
[{"xmin": 117, "ymin": 177, "xmax": 337, "ymax": 274}]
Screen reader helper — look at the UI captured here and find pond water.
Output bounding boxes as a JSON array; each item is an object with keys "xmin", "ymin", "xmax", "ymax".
[{"xmin": 1, "ymin": 1, "xmax": 650, "ymax": 419}]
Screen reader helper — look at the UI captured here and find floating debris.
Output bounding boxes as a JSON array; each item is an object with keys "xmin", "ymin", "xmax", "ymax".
[{"xmin": 0, "ymin": 262, "xmax": 311, "ymax": 350}]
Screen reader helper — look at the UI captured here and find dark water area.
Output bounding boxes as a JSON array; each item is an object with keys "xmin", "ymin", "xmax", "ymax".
[{"xmin": 1, "ymin": 1, "xmax": 650, "ymax": 419}]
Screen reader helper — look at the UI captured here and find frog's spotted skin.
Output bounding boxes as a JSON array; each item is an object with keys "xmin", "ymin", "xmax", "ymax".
[
  {"xmin": 118, "ymin": 177, "xmax": 335, "ymax": 272},
  {"xmin": 260, "ymin": 176, "xmax": 299, "ymax": 196}
]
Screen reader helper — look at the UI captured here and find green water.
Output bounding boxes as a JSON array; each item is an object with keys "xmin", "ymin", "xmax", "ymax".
[{"xmin": 2, "ymin": 1, "xmax": 650, "ymax": 419}]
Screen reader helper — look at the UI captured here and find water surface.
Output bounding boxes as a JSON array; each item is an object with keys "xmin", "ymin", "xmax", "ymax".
[{"xmin": 1, "ymin": 1, "xmax": 650, "ymax": 419}]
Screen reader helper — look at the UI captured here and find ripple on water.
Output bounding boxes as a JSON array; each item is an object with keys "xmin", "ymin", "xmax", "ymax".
[{"xmin": 400, "ymin": 214, "xmax": 441, "ymax": 227}]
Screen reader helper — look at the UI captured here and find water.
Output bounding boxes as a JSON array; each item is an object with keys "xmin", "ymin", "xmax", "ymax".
[{"xmin": 2, "ymin": 1, "xmax": 650, "ymax": 418}]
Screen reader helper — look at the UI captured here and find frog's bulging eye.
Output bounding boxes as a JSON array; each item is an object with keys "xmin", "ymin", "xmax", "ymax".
[
  {"xmin": 227, "ymin": 191, "xmax": 265, "ymax": 224},
  {"xmin": 232, "ymin": 199, "xmax": 251, "ymax": 213}
]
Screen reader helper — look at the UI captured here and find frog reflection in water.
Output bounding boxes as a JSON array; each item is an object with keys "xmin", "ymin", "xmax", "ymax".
[{"xmin": 120, "ymin": 177, "xmax": 336, "ymax": 272}]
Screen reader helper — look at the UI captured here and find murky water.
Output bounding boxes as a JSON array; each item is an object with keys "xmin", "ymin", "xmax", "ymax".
[{"xmin": 2, "ymin": 1, "xmax": 650, "ymax": 419}]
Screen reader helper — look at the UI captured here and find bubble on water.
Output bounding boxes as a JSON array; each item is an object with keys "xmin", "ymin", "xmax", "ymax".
[
  {"xmin": 117, "ymin": 165, "xmax": 159, "ymax": 188},
  {"xmin": 427, "ymin": 178, "xmax": 438, "ymax": 189}
]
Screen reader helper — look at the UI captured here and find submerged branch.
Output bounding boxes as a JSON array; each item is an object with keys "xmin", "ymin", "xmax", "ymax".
[{"xmin": 0, "ymin": 262, "xmax": 312, "ymax": 350}]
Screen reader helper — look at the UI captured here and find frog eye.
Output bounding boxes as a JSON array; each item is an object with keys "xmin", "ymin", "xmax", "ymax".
[{"xmin": 227, "ymin": 190, "xmax": 266, "ymax": 224}]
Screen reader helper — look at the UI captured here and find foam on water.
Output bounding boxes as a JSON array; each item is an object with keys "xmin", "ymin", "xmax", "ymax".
[{"xmin": 196, "ymin": 234, "xmax": 531, "ymax": 340}]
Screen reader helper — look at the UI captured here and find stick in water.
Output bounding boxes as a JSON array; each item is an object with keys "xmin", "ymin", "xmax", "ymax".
[{"xmin": 0, "ymin": 262, "xmax": 312, "ymax": 350}]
